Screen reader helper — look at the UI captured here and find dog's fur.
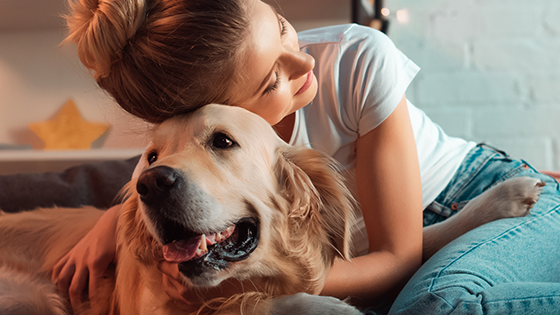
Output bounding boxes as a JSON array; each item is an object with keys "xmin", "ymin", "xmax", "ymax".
[{"xmin": 0, "ymin": 104, "xmax": 546, "ymax": 315}]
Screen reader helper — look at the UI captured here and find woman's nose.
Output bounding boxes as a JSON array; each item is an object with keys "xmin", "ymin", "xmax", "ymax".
[{"xmin": 282, "ymin": 49, "xmax": 315, "ymax": 80}]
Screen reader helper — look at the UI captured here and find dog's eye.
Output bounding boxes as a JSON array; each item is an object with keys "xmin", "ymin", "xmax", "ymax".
[
  {"xmin": 147, "ymin": 151, "xmax": 158, "ymax": 165},
  {"xmin": 212, "ymin": 133, "xmax": 236, "ymax": 149}
]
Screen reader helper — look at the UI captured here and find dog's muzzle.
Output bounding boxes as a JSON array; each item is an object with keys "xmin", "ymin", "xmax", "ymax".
[{"xmin": 136, "ymin": 165, "xmax": 260, "ymax": 282}]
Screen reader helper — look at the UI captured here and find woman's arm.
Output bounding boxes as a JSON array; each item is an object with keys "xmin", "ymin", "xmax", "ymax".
[{"xmin": 321, "ymin": 94, "xmax": 423, "ymax": 303}]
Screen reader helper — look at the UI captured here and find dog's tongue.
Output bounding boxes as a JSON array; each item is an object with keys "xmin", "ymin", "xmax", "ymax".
[{"xmin": 162, "ymin": 236, "xmax": 202, "ymax": 263}]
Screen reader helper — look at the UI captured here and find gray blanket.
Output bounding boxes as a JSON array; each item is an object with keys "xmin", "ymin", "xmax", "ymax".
[{"xmin": 0, "ymin": 156, "xmax": 140, "ymax": 213}]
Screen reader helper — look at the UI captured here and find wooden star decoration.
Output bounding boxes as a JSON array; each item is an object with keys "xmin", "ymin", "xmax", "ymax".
[{"xmin": 29, "ymin": 99, "xmax": 110, "ymax": 150}]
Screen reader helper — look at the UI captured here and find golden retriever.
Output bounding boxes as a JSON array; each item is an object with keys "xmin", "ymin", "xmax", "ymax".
[{"xmin": 0, "ymin": 104, "xmax": 545, "ymax": 315}]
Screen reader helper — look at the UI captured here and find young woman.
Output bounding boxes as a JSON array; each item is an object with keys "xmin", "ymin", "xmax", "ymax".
[{"xmin": 53, "ymin": 0, "xmax": 560, "ymax": 313}]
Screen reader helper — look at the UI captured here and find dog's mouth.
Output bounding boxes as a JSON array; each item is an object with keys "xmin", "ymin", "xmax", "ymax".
[{"xmin": 160, "ymin": 218, "xmax": 259, "ymax": 278}]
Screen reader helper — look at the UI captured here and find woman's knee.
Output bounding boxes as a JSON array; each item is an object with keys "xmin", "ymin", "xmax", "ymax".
[{"xmin": 389, "ymin": 268, "xmax": 487, "ymax": 315}]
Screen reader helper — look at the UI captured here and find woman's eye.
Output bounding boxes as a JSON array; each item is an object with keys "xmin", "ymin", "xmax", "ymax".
[
  {"xmin": 264, "ymin": 71, "xmax": 280, "ymax": 95},
  {"xmin": 279, "ymin": 16, "xmax": 287, "ymax": 36},
  {"xmin": 147, "ymin": 151, "xmax": 158, "ymax": 165},
  {"xmin": 212, "ymin": 133, "xmax": 236, "ymax": 149}
]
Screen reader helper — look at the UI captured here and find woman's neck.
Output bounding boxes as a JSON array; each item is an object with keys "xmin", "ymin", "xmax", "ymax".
[{"xmin": 273, "ymin": 112, "xmax": 295, "ymax": 143}]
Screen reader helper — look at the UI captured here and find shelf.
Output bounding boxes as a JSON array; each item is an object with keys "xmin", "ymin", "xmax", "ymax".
[{"xmin": 0, "ymin": 148, "xmax": 144, "ymax": 175}]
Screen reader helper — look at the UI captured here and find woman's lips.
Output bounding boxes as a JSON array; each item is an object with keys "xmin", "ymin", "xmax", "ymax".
[{"xmin": 294, "ymin": 70, "xmax": 313, "ymax": 96}]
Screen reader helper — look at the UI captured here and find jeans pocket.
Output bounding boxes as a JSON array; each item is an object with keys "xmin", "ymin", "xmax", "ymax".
[
  {"xmin": 450, "ymin": 155, "xmax": 528, "ymax": 204},
  {"xmin": 423, "ymin": 200, "xmax": 469, "ymax": 226}
]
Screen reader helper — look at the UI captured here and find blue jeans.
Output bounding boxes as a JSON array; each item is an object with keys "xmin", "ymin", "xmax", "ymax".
[{"xmin": 389, "ymin": 144, "xmax": 560, "ymax": 315}]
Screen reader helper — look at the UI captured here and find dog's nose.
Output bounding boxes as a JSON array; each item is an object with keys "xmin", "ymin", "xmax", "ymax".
[{"xmin": 137, "ymin": 166, "xmax": 180, "ymax": 202}]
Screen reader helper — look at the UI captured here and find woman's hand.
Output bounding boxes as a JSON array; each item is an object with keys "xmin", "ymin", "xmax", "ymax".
[
  {"xmin": 159, "ymin": 261, "xmax": 196, "ymax": 311},
  {"xmin": 158, "ymin": 261, "xmax": 263, "ymax": 310},
  {"xmin": 52, "ymin": 204, "xmax": 121, "ymax": 311}
]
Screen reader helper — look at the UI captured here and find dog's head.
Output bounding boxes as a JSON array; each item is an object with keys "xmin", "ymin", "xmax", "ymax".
[{"xmin": 119, "ymin": 104, "xmax": 356, "ymax": 296}]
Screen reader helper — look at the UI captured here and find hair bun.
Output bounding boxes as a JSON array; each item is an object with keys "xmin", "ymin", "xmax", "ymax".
[{"xmin": 64, "ymin": 0, "xmax": 146, "ymax": 79}]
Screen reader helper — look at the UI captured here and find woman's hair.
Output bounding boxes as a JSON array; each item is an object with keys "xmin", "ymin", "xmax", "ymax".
[{"xmin": 64, "ymin": 0, "xmax": 249, "ymax": 123}]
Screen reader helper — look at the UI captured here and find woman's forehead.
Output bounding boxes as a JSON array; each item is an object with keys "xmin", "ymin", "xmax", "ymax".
[{"xmin": 227, "ymin": 0, "xmax": 281, "ymax": 104}]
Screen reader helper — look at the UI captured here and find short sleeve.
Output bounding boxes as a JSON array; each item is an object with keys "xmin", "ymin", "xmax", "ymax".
[{"xmin": 337, "ymin": 25, "xmax": 419, "ymax": 136}]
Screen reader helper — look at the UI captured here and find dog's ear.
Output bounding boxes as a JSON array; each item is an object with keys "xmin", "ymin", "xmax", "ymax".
[{"xmin": 276, "ymin": 146, "xmax": 356, "ymax": 260}]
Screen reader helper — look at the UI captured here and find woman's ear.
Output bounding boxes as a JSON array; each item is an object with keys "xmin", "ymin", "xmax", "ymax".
[{"xmin": 276, "ymin": 146, "xmax": 356, "ymax": 260}]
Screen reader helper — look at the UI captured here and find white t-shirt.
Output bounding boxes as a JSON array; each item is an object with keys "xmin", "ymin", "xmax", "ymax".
[{"xmin": 296, "ymin": 24, "xmax": 476, "ymax": 255}]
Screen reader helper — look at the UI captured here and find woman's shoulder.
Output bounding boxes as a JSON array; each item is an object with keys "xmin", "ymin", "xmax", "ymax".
[{"xmin": 298, "ymin": 24, "xmax": 394, "ymax": 50}]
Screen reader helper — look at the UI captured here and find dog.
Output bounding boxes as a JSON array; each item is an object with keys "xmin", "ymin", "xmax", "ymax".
[{"xmin": 0, "ymin": 104, "xmax": 545, "ymax": 315}]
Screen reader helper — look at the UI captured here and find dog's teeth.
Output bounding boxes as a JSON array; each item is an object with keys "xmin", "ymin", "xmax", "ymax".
[
  {"xmin": 216, "ymin": 232, "xmax": 225, "ymax": 243},
  {"xmin": 200, "ymin": 234, "xmax": 208, "ymax": 252},
  {"xmin": 223, "ymin": 225, "xmax": 235, "ymax": 239},
  {"xmin": 196, "ymin": 235, "xmax": 208, "ymax": 257},
  {"xmin": 195, "ymin": 248, "xmax": 207, "ymax": 257},
  {"xmin": 215, "ymin": 225, "xmax": 236, "ymax": 243}
]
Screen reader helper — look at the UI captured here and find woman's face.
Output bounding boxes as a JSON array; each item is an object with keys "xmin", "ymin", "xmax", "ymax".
[{"xmin": 229, "ymin": 0, "xmax": 318, "ymax": 125}]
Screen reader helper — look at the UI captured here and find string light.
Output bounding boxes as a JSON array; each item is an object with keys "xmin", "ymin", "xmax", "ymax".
[
  {"xmin": 396, "ymin": 9, "xmax": 409, "ymax": 23},
  {"xmin": 381, "ymin": 8, "xmax": 390, "ymax": 17}
]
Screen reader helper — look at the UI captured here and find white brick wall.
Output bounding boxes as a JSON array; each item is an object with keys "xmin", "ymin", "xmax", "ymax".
[{"xmin": 387, "ymin": 0, "xmax": 560, "ymax": 170}]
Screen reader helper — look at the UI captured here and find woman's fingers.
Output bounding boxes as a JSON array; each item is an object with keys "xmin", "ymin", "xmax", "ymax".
[
  {"xmin": 161, "ymin": 273, "xmax": 195, "ymax": 312},
  {"xmin": 162, "ymin": 273, "xmax": 186, "ymax": 301},
  {"xmin": 158, "ymin": 262, "xmax": 193, "ymax": 306},
  {"xmin": 158, "ymin": 261, "xmax": 181, "ymax": 278},
  {"xmin": 88, "ymin": 253, "xmax": 113, "ymax": 303},
  {"xmin": 50, "ymin": 205, "xmax": 120, "ymax": 312},
  {"xmin": 51, "ymin": 253, "xmax": 70, "ymax": 283},
  {"xmin": 53, "ymin": 260, "xmax": 75, "ymax": 295},
  {"xmin": 51, "ymin": 244, "xmax": 111, "ymax": 312},
  {"xmin": 159, "ymin": 262, "xmax": 189, "ymax": 297},
  {"xmin": 68, "ymin": 266, "xmax": 89, "ymax": 311}
]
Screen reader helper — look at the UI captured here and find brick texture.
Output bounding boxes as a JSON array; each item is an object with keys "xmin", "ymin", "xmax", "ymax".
[{"xmin": 389, "ymin": 0, "xmax": 560, "ymax": 171}]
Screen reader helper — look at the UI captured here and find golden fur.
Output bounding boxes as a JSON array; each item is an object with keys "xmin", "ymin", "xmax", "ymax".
[{"xmin": 0, "ymin": 104, "xmax": 358, "ymax": 315}]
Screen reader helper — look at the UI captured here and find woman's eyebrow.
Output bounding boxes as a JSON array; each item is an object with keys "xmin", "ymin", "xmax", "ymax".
[{"xmin": 268, "ymin": 4, "xmax": 281, "ymax": 22}]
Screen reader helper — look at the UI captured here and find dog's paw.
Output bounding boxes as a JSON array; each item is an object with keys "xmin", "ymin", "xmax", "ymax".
[
  {"xmin": 269, "ymin": 293, "xmax": 362, "ymax": 315},
  {"xmin": 491, "ymin": 176, "xmax": 545, "ymax": 217},
  {"xmin": 464, "ymin": 176, "xmax": 545, "ymax": 223}
]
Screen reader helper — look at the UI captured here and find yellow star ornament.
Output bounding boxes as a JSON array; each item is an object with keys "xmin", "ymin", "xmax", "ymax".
[{"xmin": 29, "ymin": 100, "xmax": 110, "ymax": 150}]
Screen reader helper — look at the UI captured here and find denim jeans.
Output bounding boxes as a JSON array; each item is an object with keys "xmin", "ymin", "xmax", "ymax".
[{"xmin": 389, "ymin": 144, "xmax": 560, "ymax": 315}]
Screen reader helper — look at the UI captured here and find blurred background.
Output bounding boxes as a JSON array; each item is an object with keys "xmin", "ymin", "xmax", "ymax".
[{"xmin": 1, "ymin": 0, "xmax": 559, "ymax": 173}]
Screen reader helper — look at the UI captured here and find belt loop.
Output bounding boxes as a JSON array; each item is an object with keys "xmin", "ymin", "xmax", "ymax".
[{"xmin": 477, "ymin": 142, "xmax": 509, "ymax": 158}]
